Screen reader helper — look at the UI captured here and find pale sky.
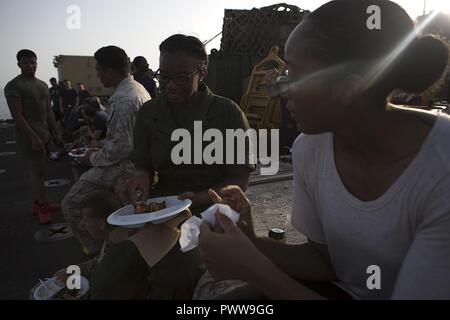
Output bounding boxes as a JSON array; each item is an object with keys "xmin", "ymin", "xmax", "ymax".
[{"xmin": 0, "ymin": 0, "xmax": 448, "ymax": 89}]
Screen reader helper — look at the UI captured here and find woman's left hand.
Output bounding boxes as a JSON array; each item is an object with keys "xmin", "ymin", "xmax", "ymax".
[
  {"xmin": 178, "ymin": 191, "xmax": 195, "ymax": 201},
  {"xmin": 198, "ymin": 212, "xmax": 267, "ymax": 281},
  {"xmin": 178, "ymin": 191, "xmax": 200, "ymax": 208}
]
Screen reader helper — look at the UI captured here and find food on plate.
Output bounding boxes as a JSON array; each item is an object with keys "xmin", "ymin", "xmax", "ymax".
[
  {"xmin": 54, "ymin": 286, "xmax": 81, "ymax": 299},
  {"xmin": 134, "ymin": 201, "xmax": 166, "ymax": 214},
  {"xmin": 72, "ymin": 148, "xmax": 85, "ymax": 155}
]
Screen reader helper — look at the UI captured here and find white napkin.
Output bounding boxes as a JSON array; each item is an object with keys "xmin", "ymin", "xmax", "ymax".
[{"xmin": 179, "ymin": 204, "xmax": 240, "ymax": 252}]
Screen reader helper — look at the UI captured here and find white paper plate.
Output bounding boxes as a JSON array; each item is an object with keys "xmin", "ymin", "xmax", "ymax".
[
  {"xmin": 33, "ymin": 276, "xmax": 89, "ymax": 300},
  {"xmin": 107, "ymin": 196, "xmax": 191, "ymax": 228},
  {"xmin": 68, "ymin": 148, "xmax": 89, "ymax": 158}
]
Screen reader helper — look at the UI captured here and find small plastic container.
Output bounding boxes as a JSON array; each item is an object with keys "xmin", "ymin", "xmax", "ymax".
[{"xmin": 268, "ymin": 227, "xmax": 286, "ymax": 243}]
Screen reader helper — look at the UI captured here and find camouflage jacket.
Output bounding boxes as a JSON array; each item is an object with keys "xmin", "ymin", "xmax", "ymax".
[{"xmin": 81, "ymin": 76, "xmax": 150, "ymax": 186}]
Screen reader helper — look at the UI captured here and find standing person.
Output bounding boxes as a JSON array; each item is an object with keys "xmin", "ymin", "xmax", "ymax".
[
  {"xmin": 62, "ymin": 46, "xmax": 150, "ymax": 255},
  {"xmin": 4, "ymin": 50, "xmax": 63, "ymax": 224},
  {"xmin": 59, "ymin": 79, "xmax": 78, "ymax": 131},
  {"xmin": 49, "ymin": 77, "xmax": 63, "ymax": 125},
  {"xmin": 132, "ymin": 56, "xmax": 157, "ymax": 98},
  {"xmin": 198, "ymin": 0, "xmax": 450, "ymax": 300},
  {"xmin": 77, "ymin": 82, "xmax": 91, "ymax": 105}
]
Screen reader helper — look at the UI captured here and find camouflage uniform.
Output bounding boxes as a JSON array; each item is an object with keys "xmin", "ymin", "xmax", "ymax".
[{"xmin": 62, "ymin": 76, "xmax": 150, "ymax": 253}]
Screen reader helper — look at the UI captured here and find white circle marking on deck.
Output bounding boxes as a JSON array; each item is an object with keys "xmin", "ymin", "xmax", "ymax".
[
  {"xmin": 0, "ymin": 151, "xmax": 16, "ymax": 156},
  {"xmin": 44, "ymin": 179, "xmax": 71, "ymax": 187},
  {"xmin": 34, "ymin": 223, "xmax": 74, "ymax": 242}
]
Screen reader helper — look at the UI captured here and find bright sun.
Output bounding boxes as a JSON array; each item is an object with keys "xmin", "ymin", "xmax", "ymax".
[{"xmin": 433, "ymin": 0, "xmax": 450, "ymax": 13}]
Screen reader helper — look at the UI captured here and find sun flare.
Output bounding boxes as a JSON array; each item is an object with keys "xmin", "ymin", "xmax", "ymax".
[{"xmin": 432, "ymin": 0, "xmax": 450, "ymax": 14}]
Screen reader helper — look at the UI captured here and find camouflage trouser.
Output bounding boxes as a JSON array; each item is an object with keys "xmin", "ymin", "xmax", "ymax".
[
  {"xmin": 62, "ymin": 179, "xmax": 108, "ymax": 254},
  {"xmin": 62, "ymin": 162, "xmax": 136, "ymax": 254}
]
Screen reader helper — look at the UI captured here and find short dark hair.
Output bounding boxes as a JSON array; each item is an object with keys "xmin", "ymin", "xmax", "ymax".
[
  {"xmin": 159, "ymin": 34, "xmax": 208, "ymax": 64},
  {"xmin": 17, "ymin": 49, "xmax": 37, "ymax": 63},
  {"xmin": 83, "ymin": 192, "xmax": 121, "ymax": 220},
  {"xmin": 133, "ymin": 56, "xmax": 148, "ymax": 66},
  {"xmin": 94, "ymin": 45, "xmax": 130, "ymax": 75},
  {"xmin": 50, "ymin": 77, "xmax": 57, "ymax": 82}
]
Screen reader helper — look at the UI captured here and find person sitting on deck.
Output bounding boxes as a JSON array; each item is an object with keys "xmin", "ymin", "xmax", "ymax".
[
  {"xmin": 51, "ymin": 192, "xmax": 149, "ymax": 300},
  {"xmin": 71, "ymin": 98, "xmax": 105, "ymax": 146},
  {"xmin": 197, "ymin": 0, "xmax": 450, "ymax": 300},
  {"xmin": 81, "ymin": 103, "xmax": 108, "ymax": 142},
  {"xmin": 116, "ymin": 34, "xmax": 255, "ymax": 299},
  {"xmin": 62, "ymin": 45, "xmax": 150, "ymax": 256},
  {"xmin": 66, "ymin": 101, "xmax": 87, "ymax": 140}
]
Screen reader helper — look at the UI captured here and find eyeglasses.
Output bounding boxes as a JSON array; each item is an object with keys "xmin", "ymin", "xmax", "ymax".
[{"xmin": 154, "ymin": 69, "xmax": 200, "ymax": 86}]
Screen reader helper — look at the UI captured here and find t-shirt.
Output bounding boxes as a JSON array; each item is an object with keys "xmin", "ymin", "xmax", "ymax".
[
  {"xmin": 78, "ymin": 89, "xmax": 91, "ymax": 104},
  {"xmin": 133, "ymin": 72, "xmax": 156, "ymax": 98},
  {"xmin": 60, "ymin": 88, "xmax": 78, "ymax": 108},
  {"xmin": 49, "ymin": 86, "xmax": 60, "ymax": 109},
  {"xmin": 4, "ymin": 74, "xmax": 50, "ymax": 147},
  {"xmin": 291, "ymin": 114, "xmax": 450, "ymax": 300}
]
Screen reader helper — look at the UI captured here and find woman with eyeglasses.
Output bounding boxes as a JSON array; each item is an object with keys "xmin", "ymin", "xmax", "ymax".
[
  {"xmin": 117, "ymin": 34, "xmax": 255, "ymax": 299},
  {"xmin": 197, "ymin": 0, "xmax": 450, "ymax": 300}
]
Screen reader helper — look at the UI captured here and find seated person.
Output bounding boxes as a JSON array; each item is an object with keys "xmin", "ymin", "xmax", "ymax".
[
  {"xmin": 67, "ymin": 103, "xmax": 87, "ymax": 140},
  {"xmin": 118, "ymin": 34, "xmax": 255, "ymax": 299},
  {"xmin": 81, "ymin": 104, "xmax": 108, "ymax": 142},
  {"xmin": 71, "ymin": 124, "xmax": 90, "ymax": 149},
  {"xmin": 197, "ymin": 0, "xmax": 450, "ymax": 300},
  {"xmin": 62, "ymin": 46, "xmax": 150, "ymax": 256},
  {"xmin": 52, "ymin": 192, "xmax": 149, "ymax": 300}
]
